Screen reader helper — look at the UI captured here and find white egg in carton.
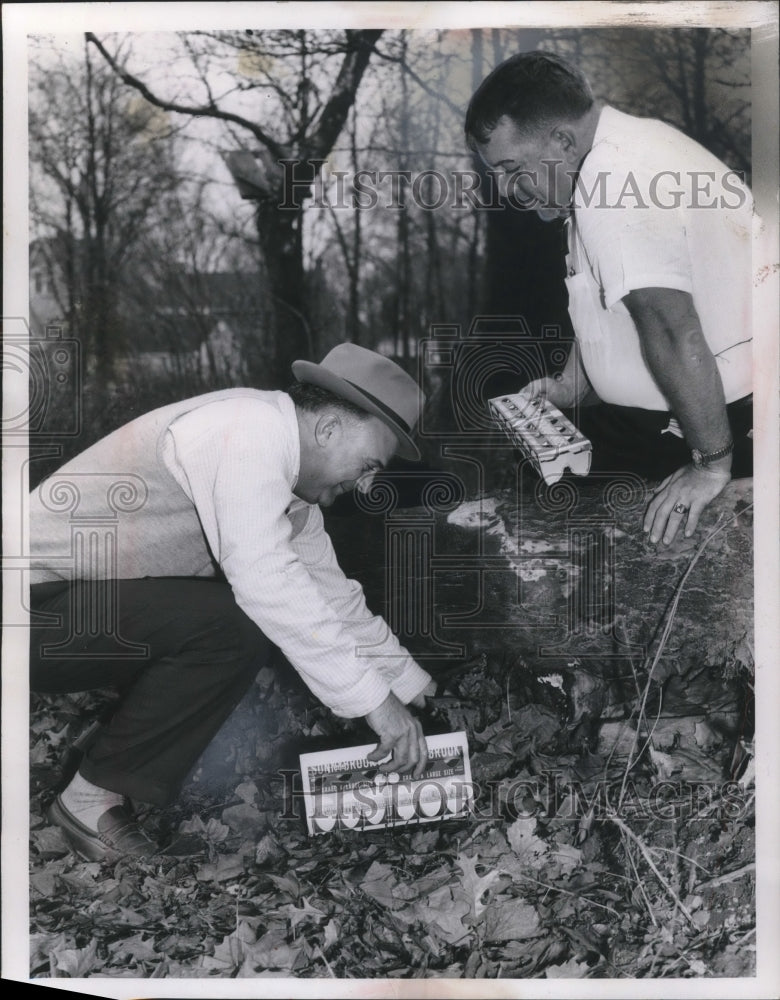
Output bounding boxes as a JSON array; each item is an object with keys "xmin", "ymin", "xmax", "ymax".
[{"xmin": 488, "ymin": 391, "xmax": 592, "ymax": 485}]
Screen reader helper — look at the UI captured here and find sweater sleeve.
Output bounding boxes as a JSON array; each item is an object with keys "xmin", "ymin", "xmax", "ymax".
[
  {"xmin": 160, "ymin": 398, "xmax": 392, "ymax": 718},
  {"xmin": 289, "ymin": 502, "xmax": 433, "ymax": 706}
]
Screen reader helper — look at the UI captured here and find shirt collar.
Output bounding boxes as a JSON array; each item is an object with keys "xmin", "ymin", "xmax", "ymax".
[{"xmin": 279, "ymin": 390, "xmax": 302, "ymax": 494}]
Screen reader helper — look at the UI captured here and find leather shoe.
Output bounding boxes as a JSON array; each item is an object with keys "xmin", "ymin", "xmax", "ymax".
[{"xmin": 47, "ymin": 795, "xmax": 157, "ymax": 862}]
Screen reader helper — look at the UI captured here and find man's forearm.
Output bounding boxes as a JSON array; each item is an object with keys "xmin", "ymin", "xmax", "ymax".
[{"xmin": 624, "ymin": 287, "xmax": 733, "ymax": 468}]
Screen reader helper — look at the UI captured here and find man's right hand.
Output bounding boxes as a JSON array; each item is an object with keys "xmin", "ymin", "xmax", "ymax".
[
  {"xmin": 365, "ymin": 691, "xmax": 428, "ymax": 779},
  {"xmin": 521, "ymin": 371, "xmax": 591, "ymax": 411},
  {"xmin": 521, "ymin": 342, "xmax": 595, "ymax": 410},
  {"xmin": 521, "ymin": 375, "xmax": 576, "ymax": 410}
]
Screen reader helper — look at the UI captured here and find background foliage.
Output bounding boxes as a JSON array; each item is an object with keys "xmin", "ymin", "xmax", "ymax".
[{"xmin": 28, "ymin": 26, "xmax": 750, "ymax": 485}]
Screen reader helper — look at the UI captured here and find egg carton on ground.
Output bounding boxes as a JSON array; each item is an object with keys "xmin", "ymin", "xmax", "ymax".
[{"xmin": 299, "ymin": 731, "xmax": 473, "ymax": 836}]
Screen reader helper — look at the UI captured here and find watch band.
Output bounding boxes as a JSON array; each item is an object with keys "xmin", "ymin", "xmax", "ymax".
[{"xmin": 692, "ymin": 440, "xmax": 734, "ymax": 468}]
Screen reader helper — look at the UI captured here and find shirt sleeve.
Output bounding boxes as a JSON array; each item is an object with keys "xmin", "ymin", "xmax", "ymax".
[
  {"xmin": 576, "ymin": 158, "xmax": 694, "ymax": 309},
  {"xmin": 290, "ymin": 503, "xmax": 433, "ymax": 706},
  {"xmin": 160, "ymin": 398, "xmax": 395, "ymax": 718}
]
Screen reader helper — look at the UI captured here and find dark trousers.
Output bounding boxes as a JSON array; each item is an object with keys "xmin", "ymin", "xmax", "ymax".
[
  {"xmin": 30, "ymin": 578, "xmax": 271, "ymax": 806},
  {"xmin": 571, "ymin": 395, "xmax": 753, "ymax": 481}
]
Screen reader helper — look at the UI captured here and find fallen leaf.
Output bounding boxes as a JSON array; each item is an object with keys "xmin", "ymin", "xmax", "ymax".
[
  {"xmin": 234, "ymin": 780, "xmax": 259, "ymax": 805},
  {"xmin": 60, "ymin": 869, "xmax": 99, "ymax": 891},
  {"xmin": 30, "ymin": 870, "xmax": 58, "ymax": 897},
  {"xmin": 107, "ymin": 932, "xmax": 159, "ymax": 962},
  {"xmin": 410, "ymin": 827, "xmax": 440, "ymax": 852},
  {"xmin": 221, "ymin": 802, "xmax": 267, "ymax": 837},
  {"xmin": 203, "ymin": 918, "xmax": 258, "ymax": 972},
  {"xmin": 278, "ymin": 897, "xmax": 327, "ymax": 932},
  {"xmin": 482, "ymin": 897, "xmax": 541, "ymax": 942},
  {"xmin": 454, "ymin": 852, "xmax": 501, "ymax": 918},
  {"xmin": 30, "ymin": 931, "xmax": 72, "ymax": 975},
  {"xmin": 507, "ymin": 816, "xmax": 548, "ymax": 864},
  {"xmin": 545, "ymin": 957, "xmax": 590, "ymax": 978},
  {"xmin": 97, "ymin": 904, "xmax": 149, "ymax": 929},
  {"xmin": 30, "ymin": 741, "xmax": 53, "ymax": 764},
  {"xmin": 267, "ymin": 871, "xmax": 301, "ymax": 900},
  {"xmin": 179, "ymin": 814, "xmax": 230, "ymax": 843},
  {"xmin": 31, "ymin": 826, "xmax": 70, "ymax": 859},
  {"xmin": 321, "ymin": 918, "xmax": 340, "ymax": 952},
  {"xmin": 244, "ymin": 926, "xmax": 298, "ymax": 971},
  {"xmin": 31, "ymin": 713, "xmax": 60, "ymax": 735},
  {"xmin": 197, "ymin": 852, "xmax": 246, "ymax": 883},
  {"xmin": 694, "ymin": 719, "xmax": 721, "ymax": 750},
  {"xmin": 161, "ymin": 832, "xmax": 209, "ymax": 858},
  {"xmin": 360, "ymin": 860, "xmax": 404, "ymax": 910},
  {"xmin": 255, "ymin": 832, "xmax": 285, "ymax": 866},
  {"xmin": 549, "ymin": 842, "xmax": 582, "ymax": 874},
  {"xmin": 649, "ymin": 746, "xmax": 677, "ymax": 780},
  {"xmin": 52, "ymin": 938, "xmax": 100, "ymax": 977},
  {"xmin": 413, "ymin": 884, "xmax": 471, "ymax": 945}
]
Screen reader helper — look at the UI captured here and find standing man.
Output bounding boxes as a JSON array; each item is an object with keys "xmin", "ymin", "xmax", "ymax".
[
  {"xmin": 465, "ymin": 51, "xmax": 753, "ymax": 545},
  {"xmin": 30, "ymin": 344, "xmax": 436, "ymax": 861}
]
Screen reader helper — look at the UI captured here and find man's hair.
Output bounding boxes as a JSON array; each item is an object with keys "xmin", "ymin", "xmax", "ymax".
[
  {"xmin": 465, "ymin": 51, "xmax": 594, "ymax": 147},
  {"xmin": 286, "ymin": 381, "xmax": 371, "ymax": 422}
]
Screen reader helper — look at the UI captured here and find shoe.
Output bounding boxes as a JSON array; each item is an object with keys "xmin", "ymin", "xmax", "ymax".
[{"xmin": 47, "ymin": 795, "xmax": 158, "ymax": 862}]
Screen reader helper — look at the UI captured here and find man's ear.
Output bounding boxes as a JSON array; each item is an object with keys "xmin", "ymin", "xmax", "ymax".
[{"xmin": 313, "ymin": 410, "xmax": 341, "ymax": 448}]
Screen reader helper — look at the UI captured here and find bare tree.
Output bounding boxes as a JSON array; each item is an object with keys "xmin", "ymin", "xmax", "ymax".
[
  {"xmin": 87, "ymin": 29, "xmax": 382, "ymax": 384},
  {"xmin": 29, "ymin": 37, "xmax": 180, "ymax": 382},
  {"xmin": 544, "ymin": 27, "xmax": 751, "ymax": 177}
]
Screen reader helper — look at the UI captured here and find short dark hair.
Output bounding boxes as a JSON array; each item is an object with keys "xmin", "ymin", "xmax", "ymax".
[
  {"xmin": 465, "ymin": 51, "xmax": 594, "ymax": 146},
  {"xmin": 286, "ymin": 381, "xmax": 370, "ymax": 421}
]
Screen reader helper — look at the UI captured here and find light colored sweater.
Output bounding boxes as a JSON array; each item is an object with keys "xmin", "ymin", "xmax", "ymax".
[{"xmin": 29, "ymin": 388, "xmax": 432, "ymax": 718}]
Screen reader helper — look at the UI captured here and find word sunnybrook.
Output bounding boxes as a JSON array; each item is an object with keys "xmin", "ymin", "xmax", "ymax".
[{"xmin": 278, "ymin": 159, "xmax": 749, "ymax": 212}]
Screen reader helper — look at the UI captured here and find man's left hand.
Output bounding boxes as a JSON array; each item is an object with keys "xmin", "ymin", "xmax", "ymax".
[{"xmin": 643, "ymin": 463, "xmax": 731, "ymax": 545}]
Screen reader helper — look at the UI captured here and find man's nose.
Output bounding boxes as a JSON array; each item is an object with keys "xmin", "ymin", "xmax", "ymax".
[
  {"xmin": 497, "ymin": 171, "xmax": 534, "ymax": 207},
  {"xmin": 495, "ymin": 171, "xmax": 511, "ymax": 200},
  {"xmin": 355, "ymin": 471, "xmax": 378, "ymax": 495}
]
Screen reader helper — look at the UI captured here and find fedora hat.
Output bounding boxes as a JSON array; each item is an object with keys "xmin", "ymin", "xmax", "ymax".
[{"xmin": 291, "ymin": 344, "xmax": 425, "ymax": 460}]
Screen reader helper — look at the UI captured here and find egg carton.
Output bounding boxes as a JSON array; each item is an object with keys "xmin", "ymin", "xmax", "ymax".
[
  {"xmin": 488, "ymin": 391, "xmax": 592, "ymax": 485},
  {"xmin": 299, "ymin": 731, "xmax": 473, "ymax": 836}
]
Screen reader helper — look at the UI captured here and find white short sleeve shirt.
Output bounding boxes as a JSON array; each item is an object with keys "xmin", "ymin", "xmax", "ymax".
[{"xmin": 568, "ymin": 106, "xmax": 754, "ymax": 410}]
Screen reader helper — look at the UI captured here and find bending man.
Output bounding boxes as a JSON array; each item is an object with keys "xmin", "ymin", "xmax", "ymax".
[{"xmin": 30, "ymin": 344, "xmax": 435, "ymax": 861}]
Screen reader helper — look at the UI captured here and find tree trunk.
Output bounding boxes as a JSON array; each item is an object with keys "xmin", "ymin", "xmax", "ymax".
[
  {"xmin": 348, "ymin": 106, "xmax": 362, "ymax": 346},
  {"xmin": 254, "ymin": 199, "xmax": 310, "ymax": 386}
]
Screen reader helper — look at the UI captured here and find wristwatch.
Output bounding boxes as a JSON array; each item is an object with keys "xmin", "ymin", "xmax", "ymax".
[{"xmin": 691, "ymin": 440, "xmax": 734, "ymax": 469}]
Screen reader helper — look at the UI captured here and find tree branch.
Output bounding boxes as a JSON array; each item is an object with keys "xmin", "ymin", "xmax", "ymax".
[
  {"xmin": 371, "ymin": 45, "xmax": 465, "ymax": 118},
  {"xmin": 304, "ymin": 29, "xmax": 384, "ymax": 161},
  {"xmin": 85, "ymin": 32, "xmax": 289, "ymax": 158}
]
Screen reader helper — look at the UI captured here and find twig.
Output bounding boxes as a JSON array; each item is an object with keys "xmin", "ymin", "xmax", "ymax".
[
  {"xmin": 624, "ymin": 838, "xmax": 658, "ymax": 928},
  {"xmin": 316, "ymin": 944, "xmax": 337, "ymax": 978},
  {"xmin": 608, "ymin": 815, "xmax": 697, "ymax": 928},
  {"xmin": 646, "ymin": 844, "xmax": 712, "ymax": 877},
  {"xmin": 507, "ymin": 870, "xmax": 621, "ymax": 919},
  {"xmin": 695, "ymin": 862, "xmax": 756, "ymax": 891},
  {"xmin": 629, "ymin": 688, "xmax": 665, "ymax": 779},
  {"xmin": 617, "ymin": 509, "xmax": 750, "ymax": 809}
]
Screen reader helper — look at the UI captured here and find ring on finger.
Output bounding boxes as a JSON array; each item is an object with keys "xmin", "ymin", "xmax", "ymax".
[{"xmin": 673, "ymin": 502, "xmax": 690, "ymax": 515}]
